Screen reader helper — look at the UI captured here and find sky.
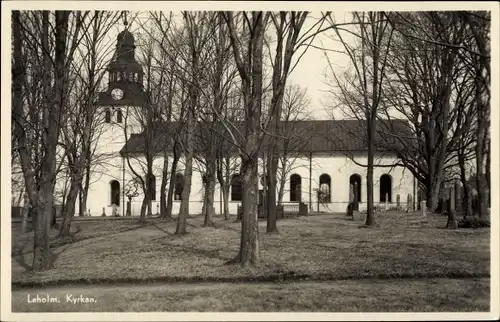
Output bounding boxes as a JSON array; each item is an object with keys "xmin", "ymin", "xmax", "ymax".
[{"xmin": 97, "ymin": 10, "xmax": 355, "ymax": 121}]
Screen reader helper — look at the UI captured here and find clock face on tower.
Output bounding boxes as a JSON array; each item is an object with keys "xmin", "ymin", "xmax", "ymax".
[{"xmin": 111, "ymin": 88, "xmax": 124, "ymax": 100}]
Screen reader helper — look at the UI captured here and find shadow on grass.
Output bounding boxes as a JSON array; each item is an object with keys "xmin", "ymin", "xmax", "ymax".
[
  {"xmin": 11, "ymin": 269, "xmax": 491, "ymax": 290},
  {"xmin": 13, "ymin": 240, "xmax": 32, "ymax": 271},
  {"xmin": 211, "ymin": 222, "xmax": 240, "ymax": 233},
  {"xmin": 151, "ymin": 223, "xmax": 172, "ymax": 236},
  {"xmin": 14, "ymin": 238, "xmax": 73, "ymax": 272},
  {"xmin": 14, "ymin": 222, "xmax": 150, "ymax": 258}
]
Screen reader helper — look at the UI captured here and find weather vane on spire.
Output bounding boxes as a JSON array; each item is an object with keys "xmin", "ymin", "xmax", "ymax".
[{"xmin": 122, "ymin": 11, "xmax": 128, "ymax": 27}]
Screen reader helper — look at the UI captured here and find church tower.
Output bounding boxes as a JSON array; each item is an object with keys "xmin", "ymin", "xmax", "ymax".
[
  {"xmin": 96, "ymin": 19, "xmax": 146, "ymax": 154},
  {"xmin": 87, "ymin": 17, "xmax": 146, "ymax": 216}
]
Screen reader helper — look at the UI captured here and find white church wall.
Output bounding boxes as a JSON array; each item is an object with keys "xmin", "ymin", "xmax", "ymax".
[{"xmin": 78, "ymin": 150, "xmax": 414, "ymax": 217}]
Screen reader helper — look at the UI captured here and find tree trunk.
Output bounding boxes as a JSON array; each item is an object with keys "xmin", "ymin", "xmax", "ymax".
[
  {"xmin": 475, "ymin": 80, "xmax": 488, "ymax": 219},
  {"xmin": 12, "ymin": 9, "xmax": 39, "ymax": 258},
  {"xmin": 266, "ymin": 154, "xmax": 279, "ymax": 233},
  {"xmin": 59, "ymin": 180, "xmax": 80, "ymax": 236},
  {"xmin": 426, "ymin": 158, "xmax": 446, "ymax": 213},
  {"xmin": 446, "ymin": 208, "xmax": 458, "ymax": 229},
  {"xmin": 203, "ymin": 172, "xmax": 216, "ymax": 227},
  {"xmin": 222, "ymin": 183, "xmax": 230, "ymax": 220},
  {"xmin": 147, "ymin": 191, "xmax": 153, "ymax": 217},
  {"xmin": 216, "ymin": 158, "xmax": 230, "ymax": 220},
  {"xmin": 176, "ymin": 115, "xmax": 194, "ymax": 234},
  {"xmin": 237, "ymin": 158, "xmax": 260, "ymax": 266},
  {"xmin": 21, "ymin": 193, "xmax": 30, "ymax": 233},
  {"xmin": 486, "ymin": 140, "xmax": 490, "ymax": 208},
  {"xmin": 365, "ymin": 127, "xmax": 376, "ymax": 226},
  {"xmin": 458, "ymin": 150, "xmax": 472, "ymax": 217},
  {"xmin": 78, "ymin": 187, "xmax": 83, "ymax": 216},
  {"xmin": 33, "ymin": 11, "xmax": 70, "ymax": 271},
  {"xmin": 139, "ymin": 196, "xmax": 148, "ymax": 224},
  {"xmin": 277, "ymin": 167, "xmax": 286, "ymax": 205},
  {"xmin": 80, "ymin": 163, "xmax": 90, "ymax": 216},
  {"xmin": 160, "ymin": 151, "xmax": 169, "ymax": 218},
  {"xmin": 166, "ymin": 146, "xmax": 179, "ymax": 218},
  {"xmin": 224, "ymin": 11, "xmax": 266, "ymax": 266}
]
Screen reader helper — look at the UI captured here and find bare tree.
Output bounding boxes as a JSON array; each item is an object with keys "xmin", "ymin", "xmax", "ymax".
[
  {"xmin": 461, "ymin": 11, "xmax": 490, "ymax": 219},
  {"xmin": 276, "ymin": 84, "xmax": 312, "ymax": 205},
  {"xmin": 220, "ymin": 11, "xmax": 270, "ymax": 266},
  {"xmin": 58, "ymin": 11, "xmax": 120, "ymax": 235},
  {"xmin": 121, "ymin": 24, "xmax": 171, "ymax": 224},
  {"xmin": 264, "ymin": 12, "xmax": 332, "ymax": 233},
  {"xmin": 378, "ymin": 12, "xmax": 477, "ymax": 213},
  {"xmin": 12, "ymin": 10, "xmax": 86, "ymax": 270},
  {"xmin": 324, "ymin": 11, "xmax": 394, "ymax": 226}
]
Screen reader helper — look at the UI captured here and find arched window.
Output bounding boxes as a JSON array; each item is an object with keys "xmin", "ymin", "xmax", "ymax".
[
  {"xmin": 116, "ymin": 109, "xmax": 123, "ymax": 123},
  {"xmin": 380, "ymin": 174, "xmax": 392, "ymax": 202},
  {"xmin": 349, "ymin": 174, "xmax": 362, "ymax": 203},
  {"xmin": 319, "ymin": 174, "xmax": 331, "ymax": 203},
  {"xmin": 174, "ymin": 173, "xmax": 184, "ymax": 200},
  {"xmin": 105, "ymin": 109, "xmax": 111, "ymax": 123},
  {"xmin": 231, "ymin": 174, "xmax": 242, "ymax": 201},
  {"xmin": 290, "ymin": 174, "xmax": 302, "ymax": 202},
  {"xmin": 149, "ymin": 174, "xmax": 156, "ymax": 201},
  {"xmin": 110, "ymin": 180, "xmax": 120, "ymax": 206}
]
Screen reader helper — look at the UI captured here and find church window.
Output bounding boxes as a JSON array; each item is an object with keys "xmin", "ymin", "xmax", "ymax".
[
  {"xmin": 105, "ymin": 109, "xmax": 111, "ymax": 123},
  {"xmin": 349, "ymin": 174, "xmax": 362, "ymax": 203},
  {"xmin": 290, "ymin": 174, "xmax": 302, "ymax": 202},
  {"xmin": 174, "ymin": 173, "xmax": 184, "ymax": 200},
  {"xmin": 319, "ymin": 174, "xmax": 331, "ymax": 203},
  {"xmin": 231, "ymin": 174, "xmax": 242, "ymax": 201},
  {"xmin": 380, "ymin": 174, "xmax": 392, "ymax": 202},
  {"xmin": 110, "ymin": 180, "xmax": 120, "ymax": 206},
  {"xmin": 116, "ymin": 109, "xmax": 123, "ymax": 123}
]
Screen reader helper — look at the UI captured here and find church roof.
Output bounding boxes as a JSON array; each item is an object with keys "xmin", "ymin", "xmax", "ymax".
[{"xmin": 119, "ymin": 119, "xmax": 413, "ymax": 156}]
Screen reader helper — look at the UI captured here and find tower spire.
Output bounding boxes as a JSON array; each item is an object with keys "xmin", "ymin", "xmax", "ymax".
[{"xmin": 122, "ymin": 11, "xmax": 128, "ymax": 27}]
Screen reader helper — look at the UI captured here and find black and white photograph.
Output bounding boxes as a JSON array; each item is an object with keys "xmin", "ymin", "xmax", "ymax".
[{"xmin": 1, "ymin": 1, "xmax": 498, "ymax": 320}]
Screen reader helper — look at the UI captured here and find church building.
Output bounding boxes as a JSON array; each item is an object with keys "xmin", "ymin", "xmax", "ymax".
[{"xmin": 77, "ymin": 27, "xmax": 416, "ymax": 217}]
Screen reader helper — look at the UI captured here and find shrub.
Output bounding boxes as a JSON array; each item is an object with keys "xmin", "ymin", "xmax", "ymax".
[{"xmin": 457, "ymin": 217, "xmax": 490, "ymax": 228}]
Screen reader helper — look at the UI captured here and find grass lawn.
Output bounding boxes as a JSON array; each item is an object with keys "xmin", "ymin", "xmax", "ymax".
[
  {"xmin": 10, "ymin": 212, "xmax": 491, "ymax": 311},
  {"xmin": 12, "ymin": 278, "xmax": 490, "ymax": 312}
]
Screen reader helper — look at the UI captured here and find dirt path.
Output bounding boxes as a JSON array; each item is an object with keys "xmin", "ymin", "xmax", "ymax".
[{"xmin": 11, "ymin": 277, "xmax": 491, "ymax": 312}]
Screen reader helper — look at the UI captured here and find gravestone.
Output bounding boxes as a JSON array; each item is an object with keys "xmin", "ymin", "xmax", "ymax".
[
  {"xmin": 353, "ymin": 182, "xmax": 359, "ymax": 211},
  {"xmin": 419, "ymin": 190, "xmax": 426, "ymax": 210},
  {"xmin": 349, "ymin": 184, "xmax": 354, "ymax": 203},
  {"xmin": 454, "ymin": 178, "xmax": 462, "ymax": 213},
  {"xmin": 408, "ymin": 201, "xmax": 429, "ymax": 226},
  {"xmin": 446, "ymin": 184, "xmax": 458, "ymax": 229},
  {"xmin": 352, "ymin": 210, "xmax": 364, "ymax": 221},
  {"xmin": 406, "ymin": 193, "xmax": 413, "ymax": 212},
  {"xmin": 444, "ymin": 187, "xmax": 452, "ymax": 216},
  {"xmin": 101, "ymin": 207, "xmax": 106, "ymax": 217},
  {"xmin": 126, "ymin": 200, "xmax": 132, "ymax": 216},
  {"xmin": 111, "ymin": 203, "xmax": 119, "ymax": 217},
  {"xmin": 396, "ymin": 194, "xmax": 401, "ymax": 211},
  {"xmin": 346, "ymin": 203, "xmax": 354, "ymax": 217},
  {"xmin": 384, "ymin": 193, "xmax": 389, "ymax": 211},
  {"xmin": 299, "ymin": 202, "xmax": 308, "ymax": 216}
]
